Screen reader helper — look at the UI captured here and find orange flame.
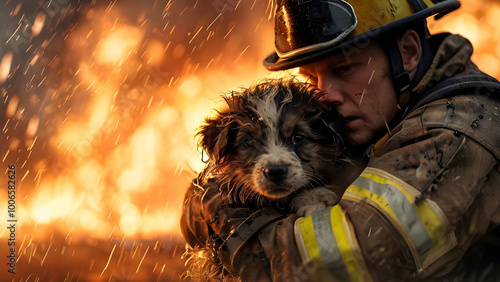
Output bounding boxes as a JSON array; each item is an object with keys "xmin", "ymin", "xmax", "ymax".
[{"xmin": 96, "ymin": 26, "xmax": 144, "ymax": 65}]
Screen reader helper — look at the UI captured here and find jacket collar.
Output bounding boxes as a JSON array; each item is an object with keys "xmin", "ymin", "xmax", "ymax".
[{"xmin": 412, "ymin": 33, "xmax": 478, "ymax": 95}]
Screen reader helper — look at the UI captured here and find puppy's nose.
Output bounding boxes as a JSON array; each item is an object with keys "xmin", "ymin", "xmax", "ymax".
[{"xmin": 263, "ymin": 164, "xmax": 287, "ymax": 183}]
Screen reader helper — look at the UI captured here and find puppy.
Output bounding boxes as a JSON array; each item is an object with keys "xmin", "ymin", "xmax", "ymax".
[
  {"xmin": 182, "ymin": 79, "xmax": 351, "ymax": 281},
  {"xmin": 197, "ymin": 78, "xmax": 348, "ymax": 216}
]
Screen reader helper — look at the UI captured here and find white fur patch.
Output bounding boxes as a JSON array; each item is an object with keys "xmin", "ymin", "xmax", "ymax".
[{"xmin": 246, "ymin": 88, "xmax": 311, "ymax": 198}]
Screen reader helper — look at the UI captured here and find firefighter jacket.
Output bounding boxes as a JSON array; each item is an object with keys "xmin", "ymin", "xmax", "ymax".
[{"xmin": 180, "ymin": 33, "xmax": 500, "ymax": 281}]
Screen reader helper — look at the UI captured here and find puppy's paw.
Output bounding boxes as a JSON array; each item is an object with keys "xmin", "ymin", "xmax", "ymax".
[{"xmin": 291, "ymin": 188, "xmax": 339, "ymax": 217}]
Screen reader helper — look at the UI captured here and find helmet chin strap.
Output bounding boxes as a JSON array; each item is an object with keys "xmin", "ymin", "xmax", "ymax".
[
  {"xmin": 378, "ymin": 38, "xmax": 411, "ymax": 110},
  {"xmin": 383, "ymin": 38, "xmax": 411, "ymax": 104},
  {"xmin": 376, "ymin": 37, "xmax": 412, "ymax": 131}
]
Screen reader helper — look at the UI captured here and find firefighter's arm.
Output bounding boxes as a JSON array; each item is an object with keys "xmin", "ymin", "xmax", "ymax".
[
  {"xmin": 218, "ymin": 126, "xmax": 499, "ymax": 281},
  {"xmin": 180, "ymin": 178, "xmax": 255, "ymax": 248},
  {"xmin": 293, "ymin": 129, "xmax": 499, "ymax": 280},
  {"xmin": 291, "ymin": 95, "xmax": 500, "ymax": 280}
]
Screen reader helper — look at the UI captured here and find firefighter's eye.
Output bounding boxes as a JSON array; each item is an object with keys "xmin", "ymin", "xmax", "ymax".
[
  {"xmin": 335, "ymin": 65, "xmax": 354, "ymax": 75},
  {"xmin": 292, "ymin": 134, "xmax": 306, "ymax": 145}
]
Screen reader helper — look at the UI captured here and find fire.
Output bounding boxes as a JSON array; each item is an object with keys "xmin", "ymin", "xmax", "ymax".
[
  {"xmin": 30, "ymin": 180, "xmax": 78, "ymax": 224},
  {"xmin": 31, "ymin": 12, "xmax": 46, "ymax": 38},
  {"xmin": 144, "ymin": 39, "xmax": 165, "ymax": 65},
  {"xmin": 0, "ymin": 0, "xmax": 498, "ymax": 280},
  {"xmin": 115, "ymin": 126, "xmax": 159, "ymax": 192},
  {"xmin": 427, "ymin": 1, "xmax": 500, "ymax": 78},
  {"xmin": 0, "ymin": 52, "xmax": 13, "ymax": 84},
  {"xmin": 96, "ymin": 26, "xmax": 144, "ymax": 65},
  {"xmin": 178, "ymin": 76, "xmax": 202, "ymax": 98},
  {"xmin": 0, "ymin": 1, "xmax": 273, "ymax": 244}
]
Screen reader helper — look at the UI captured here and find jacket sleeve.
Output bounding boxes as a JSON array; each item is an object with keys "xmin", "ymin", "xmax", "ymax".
[
  {"xmin": 223, "ymin": 97, "xmax": 500, "ymax": 281},
  {"xmin": 180, "ymin": 178, "xmax": 214, "ymax": 247}
]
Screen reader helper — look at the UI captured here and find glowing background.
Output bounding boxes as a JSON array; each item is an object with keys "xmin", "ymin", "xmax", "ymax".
[{"xmin": 0, "ymin": 0, "xmax": 499, "ymax": 280}]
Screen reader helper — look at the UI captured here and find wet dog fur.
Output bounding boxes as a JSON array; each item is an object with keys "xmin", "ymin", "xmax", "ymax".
[
  {"xmin": 183, "ymin": 79, "xmax": 349, "ymax": 280},
  {"xmin": 198, "ymin": 79, "xmax": 347, "ymax": 211}
]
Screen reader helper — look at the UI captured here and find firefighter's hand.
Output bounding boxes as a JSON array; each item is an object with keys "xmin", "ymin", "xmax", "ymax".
[{"xmin": 180, "ymin": 178, "xmax": 253, "ymax": 248}]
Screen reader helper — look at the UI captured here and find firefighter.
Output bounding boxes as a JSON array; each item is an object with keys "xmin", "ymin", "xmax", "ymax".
[{"xmin": 181, "ymin": 0, "xmax": 500, "ymax": 280}]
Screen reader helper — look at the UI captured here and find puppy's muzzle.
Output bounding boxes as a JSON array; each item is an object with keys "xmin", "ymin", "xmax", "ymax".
[{"xmin": 263, "ymin": 164, "xmax": 288, "ymax": 183}]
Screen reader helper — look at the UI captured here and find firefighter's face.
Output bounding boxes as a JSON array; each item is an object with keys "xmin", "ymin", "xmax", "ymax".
[{"xmin": 299, "ymin": 42, "xmax": 399, "ymax": 147}]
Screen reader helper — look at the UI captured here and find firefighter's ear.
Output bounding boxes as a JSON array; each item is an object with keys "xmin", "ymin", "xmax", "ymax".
[{"xmin": 397, "ymin": 30, "xmax": 421, "ymax": 73}]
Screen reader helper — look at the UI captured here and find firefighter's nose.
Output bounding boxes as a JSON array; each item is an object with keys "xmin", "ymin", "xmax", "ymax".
[{"xmin": 263, "ymin": 164, "xmax": 288, "ymax": 183}]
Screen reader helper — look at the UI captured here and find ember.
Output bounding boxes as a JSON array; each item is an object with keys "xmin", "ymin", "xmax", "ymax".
[{"xmin": 0, "ymin": 0, "xmax": 498, "ymax": 280}]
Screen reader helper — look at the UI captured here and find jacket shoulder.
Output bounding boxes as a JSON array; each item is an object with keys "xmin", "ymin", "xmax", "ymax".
[{"xmin": 408, "ymin": 94, "xmax": 500, "ymax": 161}]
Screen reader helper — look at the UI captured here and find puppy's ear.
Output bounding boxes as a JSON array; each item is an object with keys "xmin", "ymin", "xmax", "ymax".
[
  {"xmin": 197, "ymin": 115, "xmax": 234, "ymax": 164},
  {"xmin": 197, "ymin": 96, "xmax": 241, "ymax": 164}
]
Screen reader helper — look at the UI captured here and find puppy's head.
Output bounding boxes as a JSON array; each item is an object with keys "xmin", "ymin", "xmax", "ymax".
[{"xmin": 197, "ymin": 79, "xmax": 346, "ymax": 204}]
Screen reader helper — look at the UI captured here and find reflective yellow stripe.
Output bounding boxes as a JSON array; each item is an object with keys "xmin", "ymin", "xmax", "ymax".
[
  {"xmin": 356, "ymin": 171, "xmax": 432, "ymax": 262},
  {"xmin": 346, "ymin": 184, "xmax": 424, "ymax": 268},
  {"xmin": 348, "ymin": 167, "xmax": 455, "ymax": 268},
  {"xmin": 296, "ymin": 215, "xmax": 323, "ymax": 266},
  {"xmin": 346, "ymin": 185, "xmax": 399, "ymax": 220},
  {"xmin": 294, "ymin": 205, "xmax": 367, "ymax": 281},
  {"xmin": 330, "ymin": 205, "xmax": 364, "ymax": 282},
  {"xmin": 361, "ymin": 169, "xmax": 456, "ymax": 266},
  {"xmin": 362, "ymin": 171, "xmax": 416, "ymax": 202},
  {"xmin": 414, "ymin": 199, "xmax": 456, "ymax": 266},
  {"xmin": 295, "ymin": 167, "xmax": 455, "ymax": 279}
]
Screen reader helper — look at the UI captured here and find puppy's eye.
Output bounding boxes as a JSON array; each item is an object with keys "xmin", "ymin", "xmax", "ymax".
[
  {"xmin": 292, "ymin": 134, "xmax": 306, "ymax": 145},
  {"xmin": 244, "ymin": 138, "xmax": 256, "ymax": 148}
]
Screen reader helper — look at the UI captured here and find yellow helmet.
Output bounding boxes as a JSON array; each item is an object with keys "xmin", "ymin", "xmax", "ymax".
[{"xmin": 263, "ymin": 0, "xmax": 460, "ymax": 71}]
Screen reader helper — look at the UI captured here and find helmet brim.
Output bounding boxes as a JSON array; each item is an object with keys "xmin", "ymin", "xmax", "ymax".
[{"xmin": 263, "ymin": 1, "xmax": 461, "ymax": 71}]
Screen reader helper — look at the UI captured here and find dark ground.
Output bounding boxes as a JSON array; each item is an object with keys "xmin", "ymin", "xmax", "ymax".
[{"xmin": 1, "ymin": 233, "xmax": 188, "ymax": 281}]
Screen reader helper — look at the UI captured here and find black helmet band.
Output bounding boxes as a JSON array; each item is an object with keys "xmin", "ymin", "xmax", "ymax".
[
  {"xmin": 275, "ymin": 0, "xmax": 358, "ymax": 59},
  {"xmin": 264, "ymin": 0, "xmax": 461, "ymax": 71}
]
